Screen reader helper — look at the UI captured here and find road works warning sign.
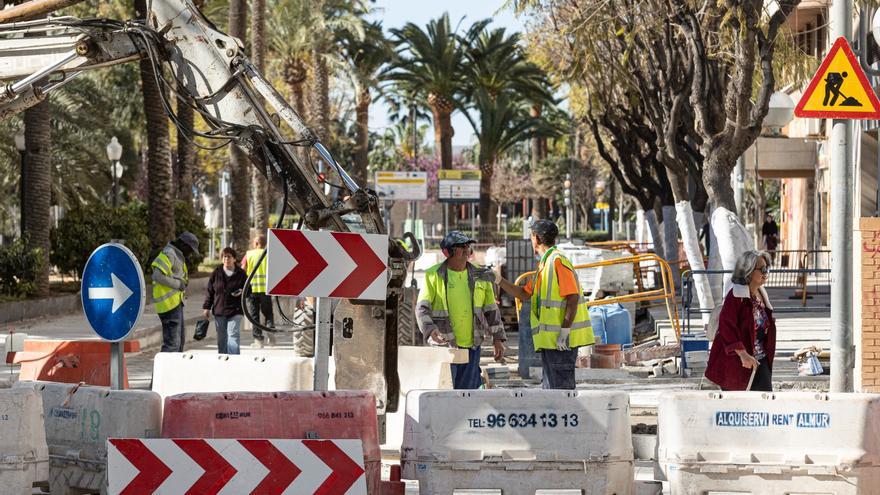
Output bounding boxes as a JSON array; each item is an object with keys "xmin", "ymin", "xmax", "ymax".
[{"xmin": 795, "ymin": 37, "xmax": 880, "ymax": 119}]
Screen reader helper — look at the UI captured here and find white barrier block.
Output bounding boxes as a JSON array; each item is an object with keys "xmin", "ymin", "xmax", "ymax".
[
  {"xmin": 0, "ymin": 388, "xmax": 48, "ymax": 495},
  {"xmin": 14, "ymin": 381, "xmax": 161, "ymax": 495},
  {"xmin": 382, "ymin": 346, "xmax": 469, "ymax": 451},
  {"xmin": 152, "ymin": 352, "xmax": 327, "ymax": 399},
  {"xmin": 401, "ymin": 389, "xmax": 633, "ymax": 495},
  {"xmin": 659, "ymin": 391, "xmax": 880, "ymax": 495}
]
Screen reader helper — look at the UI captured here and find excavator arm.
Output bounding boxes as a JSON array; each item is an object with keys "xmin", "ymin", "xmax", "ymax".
[{"xmin": 0, "ymin": 0, "xmax": 419, "ymax": 414}]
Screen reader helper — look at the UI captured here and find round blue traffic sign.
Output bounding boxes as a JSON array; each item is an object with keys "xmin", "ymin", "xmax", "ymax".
[{"xmin": 81, "ymin": 243, "xmax": 145, "ymax": 341}]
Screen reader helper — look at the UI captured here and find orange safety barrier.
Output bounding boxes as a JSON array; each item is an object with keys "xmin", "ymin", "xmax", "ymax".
[
  {"xmin": 514, "ymin": 253, "xmax": 682, "ymax": 340},
  {"xmin": 6, "ymin": 339, "xmax": 139, "ymax": 388}
]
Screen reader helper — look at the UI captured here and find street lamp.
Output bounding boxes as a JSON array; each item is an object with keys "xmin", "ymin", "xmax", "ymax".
[
  {"xmin": 14, "ymin": 129, "xmax": 25, "ymax": 236},
  {"xmin": 563, "ymin": 174, "xmax": 572, "ymax": 239},
  {"xmin": 106, "ymin": 136, "xmax": 123, "ymax": 208}
]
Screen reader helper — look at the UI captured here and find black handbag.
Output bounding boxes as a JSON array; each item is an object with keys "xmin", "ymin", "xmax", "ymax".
[{"xmin": 194, "ymin": 319, "xmax": 210, "ymax": 341}]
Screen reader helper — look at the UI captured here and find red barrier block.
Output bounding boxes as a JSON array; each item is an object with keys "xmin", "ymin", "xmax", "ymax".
[
  {"xmin": 162, "ymin": 391, "xmax": 390, "ymax": 494},
  {"xmin": 7, "ymin": 339, "xmax": 138, "ymax": 387}
]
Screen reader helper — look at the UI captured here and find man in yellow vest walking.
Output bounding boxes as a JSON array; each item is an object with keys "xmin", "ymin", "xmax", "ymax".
[
  {"xmin": 417, "ymin": 231, "xmax": 506, "ymax": 389},
  {"xmin": 242, "ymin": 235, "xmax": 275, "ymax": 348},
  {"xmin": 490, "ymin": 220, "xmax": 593, "ymax": 389},
  {"xmin": 152, "ymin": 232, "xmax": 200, "ymax": 352}
]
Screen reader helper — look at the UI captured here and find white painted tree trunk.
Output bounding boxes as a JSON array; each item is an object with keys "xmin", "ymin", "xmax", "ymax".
[
  {"xmin": 711, "ymin": 206, "xmax": 755, "ymax": 294},
  {"xmin": 636, "ymin": 209, "xmax": 646, "ymax": 244},
  {"xmin": 662, "ymin": 205, "xmax": 679, "ymax": 288},
  {"xmin": 676, "ymin": 201, "xmax": 714, "ymax": 324},
  {"xmin": 645, "ymin": 210, "xmax": 663, "ymax": 259}
]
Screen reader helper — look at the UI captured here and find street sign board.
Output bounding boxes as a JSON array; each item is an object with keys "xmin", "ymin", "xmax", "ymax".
[
  {"xmin": 266, "ymin": 228, "xmax": 388, "ymax": 300},
  {"xmin": 795, "ymin": 37, "xmax": 880, "ymax": 119},
  {"xmin": 81, "ymin": 243, "xmax": 145, "ymax": 342},
  {"xmin": 375, "ymin": 171, "xmax": 428, "ymax": 200},
  {"xmin": 438, "ymin": 169, "xmax": 481, "ymax": 203}
]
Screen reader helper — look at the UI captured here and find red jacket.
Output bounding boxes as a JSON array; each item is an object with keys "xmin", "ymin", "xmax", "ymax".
[{"xmin": 704, "ymin": 285, "xmax": 776, "ymax": 391}]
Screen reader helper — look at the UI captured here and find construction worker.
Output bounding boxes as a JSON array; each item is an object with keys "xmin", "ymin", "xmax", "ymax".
[
  {"xmin": 242, "ymin": 235, "xmax": 275, "ymax": 348},
  {"xmin": 417, "ymin": 231, "xmax": 506, "ymax": 389},
  {"xmin": 488, "ymin": 220, "xmax": 594, "ymax": 389},
  {"xmin": 152, "ymin": 232, "xmax": 200, "ymax": 352}
]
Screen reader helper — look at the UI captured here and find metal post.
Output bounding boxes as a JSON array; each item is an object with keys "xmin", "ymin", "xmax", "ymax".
[
  {"xmin": 735, "ymin": 155, "xmax": 745, "ymax": 218},
  {"xmin": 221, "ymin": 194, "xmax": 227, "ymax": 249},
  {"xmin": 830, "ymin": 0, "xmax": 854, "ymax": 393},
  {"xmin": 110, "ymin": 337, "xmax": 123, "ymax": 390},
  {"xmin": 19, "ymin": 149, "xmax": 25, "ymax": 236},
  {"xmin": 112, "ymin": 161, "xmax": 119, "ymax": 209},
  {"xmin": 313, "ymin": 297, "xmax": 332, "ymax": 391}
]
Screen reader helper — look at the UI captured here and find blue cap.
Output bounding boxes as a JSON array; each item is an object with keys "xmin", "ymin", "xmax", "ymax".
[{"xmin": 440, "ymin": 231, "xmax": 476, "ymax": 250}]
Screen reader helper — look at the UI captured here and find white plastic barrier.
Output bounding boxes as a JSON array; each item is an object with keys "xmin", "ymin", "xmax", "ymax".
[
  {"xmin": 0, "ymin": 388, "xmax": 48, "ymax": 495},
  {"xmin": 382, "ymin": 346, "xmax": 469, "ymax": 451},
  {"xmin": 401, "ymin": 389, "xmax": 633, "ymax": 495},
  {"xmin": 14, "ymin": 381, "xmax": 161, "ymax": 495},
  {"xmin": 152, "ymin": 352, "xmax": 329, "ymax": 399},
  {"xmin": 658, "ymin": 391, "xmax": 880, "ymax": 495}
]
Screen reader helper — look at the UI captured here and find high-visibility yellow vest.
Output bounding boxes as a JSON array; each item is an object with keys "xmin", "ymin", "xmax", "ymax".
[
  {"xmin": 530, "ymin": 248, "xmax": 594, "ymax": 351},
  {"xmin": 418, "ymin": 263, "xmax": 502, "ymax": 347},
  {"xmin": 152, "ymin": 248, "xmax": 187, "ymax": 314},
  {"xmin": 245, "ymin": 248, "xmax": 268, "ymax": 294}
]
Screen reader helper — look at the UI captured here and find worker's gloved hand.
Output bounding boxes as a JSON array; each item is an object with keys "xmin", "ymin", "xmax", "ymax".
[
  {"xmin": 175, "ymin": 278, "xmax": 187, "ymax": 291},
  {"xmin": 556, "ymin": 327, "xmax": 571, "ymax": 351},
  {"xmin": 473, "ymin": 266, "xmax": 501, "ymax": 284}
]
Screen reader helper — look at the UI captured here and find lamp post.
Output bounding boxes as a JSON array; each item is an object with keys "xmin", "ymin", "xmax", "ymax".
[
  {"xmin": 14, "ymin": 130, "xmax": 25, "ymax": 236},
  {"xmin": 106, "ymin": 137, "xmax": 123, "ymax": 208},
  {"xmin": 563, "ymin": 174, "xmax": 572, "ymax": 240}
]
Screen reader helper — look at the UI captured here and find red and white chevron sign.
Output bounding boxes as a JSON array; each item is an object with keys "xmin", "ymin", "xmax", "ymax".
[
  {"xmin": 107, "ymin": 438, "xmax": 367, "ymax": 495},
  {"xmin": 266, "ymin": 228, "xmax": 388, "ymax": 300}
]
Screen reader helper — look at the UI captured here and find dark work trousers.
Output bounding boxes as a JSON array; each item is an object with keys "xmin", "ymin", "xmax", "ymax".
[
  {"xmin": 247, "ymin": 292, "xmax": 275, "ymax": 341},
  {"xmin": 541, "ymin": 348, "xmax": 578, "ymax": 389},
  {"xmin": 451, "ymin": 347, "xmax": 483, "ymax": 389},
  {"xmin": 159, "ymin": 304, "xmax": 185, "ymax": 352}
]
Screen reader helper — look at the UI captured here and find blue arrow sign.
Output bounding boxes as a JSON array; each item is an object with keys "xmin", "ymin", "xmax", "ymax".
[{"xmin": 81, "ymin": 243, "xmax": 145, "ymax": 342}]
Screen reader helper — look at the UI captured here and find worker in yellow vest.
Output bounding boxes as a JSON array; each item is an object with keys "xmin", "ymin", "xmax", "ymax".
[
  {"xmin": 152, "ymin": 232, "xmax": 200, "ymax": 352},
  {"xmin": 488, "ymin": 220, "xmax": 593, "ymax": 389},
  {"xmin": 417, "ymin": 231, "xmax": 506, "ymax": 389},
  {"xmin": 242, "ymin": 235, "xmax": 275, "ymax": 348}
]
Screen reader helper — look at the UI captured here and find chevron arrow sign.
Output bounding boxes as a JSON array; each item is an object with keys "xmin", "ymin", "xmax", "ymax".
[
  {"xmin": 266, "ymin": 228, "xmax": 388, "ymax": 300},
  {"xmin": 108, "ymin": 438, "xmax": 367, "ymax": 495}
]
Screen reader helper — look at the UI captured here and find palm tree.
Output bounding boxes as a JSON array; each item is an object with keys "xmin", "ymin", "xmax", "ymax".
[
  {"xmin": 340, "ymin": 21, "xmax": 394, "ymax": 185},
  {"xmin": 461, "ymin": 27, "xmax": 556, "ymax": 235},
  {"xmin": 135, "ymin": 0, "xmax": 175, "ymax": 252},
  {"xmin": 269, "ymin": 0, "xmax": 313, "ymax": 124},
  {"xmin": 251, "ymin": 0, "xmax": 269, "ymax": 230},
  {"xmin": 22, "ymin": 103, "xmax": 51, "ymax": 296},
  {"xmin": 390, "ymin": 14, "xmax": 488, "ymax": 170},
  {"xmin": 228, "ymin": 0, "xmax": 250, "ymax": 252}
]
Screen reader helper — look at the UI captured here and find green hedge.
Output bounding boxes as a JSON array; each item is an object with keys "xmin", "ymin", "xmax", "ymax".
[
  {"xmin": 0, "ymin": 238, "xmax": 42, "ymax": 297},
  {"xmin": 51, "ymin": 201, "xmax": 207, "ymax": 279}
]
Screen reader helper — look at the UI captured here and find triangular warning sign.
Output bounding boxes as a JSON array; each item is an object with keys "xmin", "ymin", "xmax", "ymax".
[{"xmin": 795, "ymin": 37, "xmax": 880, "ymax": 119}]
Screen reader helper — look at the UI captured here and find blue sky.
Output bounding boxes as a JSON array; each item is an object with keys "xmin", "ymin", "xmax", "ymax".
[{"xmin": 367, "ymin": 0, "xmax": 526, "ymax": 147}]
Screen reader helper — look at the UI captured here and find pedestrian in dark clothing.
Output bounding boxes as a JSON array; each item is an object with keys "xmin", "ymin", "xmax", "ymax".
[
  {"xmin": 705, "ymin": 250, "xmax": 776, "ymax": 391},
  {"xmin": 203, "ymin": 247, "xmax": 247, "ymax": 354},
  {"xmin": 762, "ymin": 214, "xmax": 779, "ymax": 253}
]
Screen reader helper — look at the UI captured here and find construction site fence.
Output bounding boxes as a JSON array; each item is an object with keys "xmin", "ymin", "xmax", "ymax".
[{"xmin": 681, "ymin": 266, "xmax": 832, "ymax": 333}]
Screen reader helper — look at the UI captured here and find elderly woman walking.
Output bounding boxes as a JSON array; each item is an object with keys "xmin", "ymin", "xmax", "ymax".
[{"xmin": 705, "ymin": 250, "xmax": 776, "ymax": 391}]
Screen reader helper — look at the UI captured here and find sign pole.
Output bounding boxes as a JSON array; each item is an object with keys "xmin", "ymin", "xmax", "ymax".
[
  {"xmin": 830, "ymin": 0, "xmax": 854, "ymax": 393},
  {"xmin": 110, "ymin": 341, "xmax": 123, "ymax": 390},
  {"xmin": 313, "ymin": 297, "xmax": 332, "ymax": 391}
]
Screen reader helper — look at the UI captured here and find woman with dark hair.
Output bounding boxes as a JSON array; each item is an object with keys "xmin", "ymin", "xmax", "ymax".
[
  {"xmin": 705, "ymin": 250, "xmax": 776, "ymax": 391},
  {"xmin": 202, "ymin": 247, "xmax": 247, "ymax": 354}
]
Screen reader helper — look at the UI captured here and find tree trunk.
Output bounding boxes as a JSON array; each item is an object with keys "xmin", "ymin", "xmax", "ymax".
[
  {"xmin": 176, "ymin": 101, "xmax": 195, "ymax": 203},
  {"xmin": 312, "ymin": 50, "xmax": 331, "ymax": 143},
  {"xmin": 227, "ymin": 0, "xmax": 250, "ymax": 250},
  {"xmin": 251, "ymin": 0, "xmax": 268, "ymax": 231},
  {"xmin": 23, "ymin": 102, "xmax": 51, "ymax": 296},
  {"xmin": 703, "ymin": 157, "xmax": 737, "ymax": 214},
  {"xmin": 478, "ymin": 155, "xmax": 497, "ymax": 242},
  {"xmin": 353, "ymin": 85, "xmax": 371, "ymax": 186},
  {"xmin": 429, "ymin": 100, "xmax": 454, "ymax": 170},
  {"xmin": 136, "ymin": 0, "xmax": 175, "ymax": 252}
]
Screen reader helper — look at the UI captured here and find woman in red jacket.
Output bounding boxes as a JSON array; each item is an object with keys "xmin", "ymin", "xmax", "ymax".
[{"xmin": 705, "ymin": 250, "xmax": 775, "ymax": 391}]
